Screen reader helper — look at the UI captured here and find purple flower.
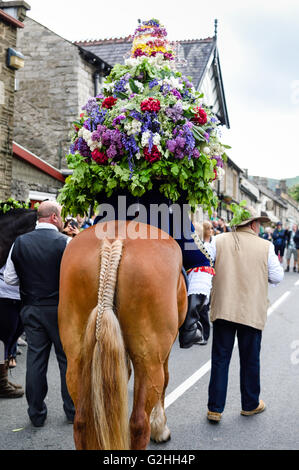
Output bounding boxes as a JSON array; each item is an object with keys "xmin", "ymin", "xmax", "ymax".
[
  {"xmin": 165, "ymin": 102, "xmax": 183, "ymax": 122},
  {"xmin": 77, "ymin": 137, "xmax": 91, "ymax": 158},
  {"xmin": 212, "ymin": 155, "xmax": 224, "ymax": 167},
  {"xmin": 171, "ymin": 89, "xmax": 182, "ymax": 99},
  {"xmin": 167, "ymin": 124, "xmax": 197, "ymax": 160},
  {"xmin": 112, "ymin": 114, "xmax": 126, "ymax": 126},
  {"xmin": 149, "ymin": 79, "xmax": 159, "ymax": 89},
  {"xmin": 82, "ymin": 97, "xmax": 98, "ymax": 115},
  {"xmin": 114, "ymin": 77, "xmax": 128, "ymax": 95}
]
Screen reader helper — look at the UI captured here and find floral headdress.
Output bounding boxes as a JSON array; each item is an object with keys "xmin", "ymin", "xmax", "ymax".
[{"xmin": 58, "ymin": 19, "xmax": 230, "ymax": 216}]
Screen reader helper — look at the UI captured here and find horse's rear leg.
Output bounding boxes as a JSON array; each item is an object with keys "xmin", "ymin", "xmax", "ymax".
[
  {"xmin": 150, "ymin": 354, "xmax": 171, "ymax": 443},
  {"xmin": 130, "ymin": 362, "xmax": 165, "ymax": 450}
]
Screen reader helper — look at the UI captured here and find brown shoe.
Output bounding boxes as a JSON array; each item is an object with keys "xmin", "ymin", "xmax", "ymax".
[
  {"xmin": 207, "ymin": 410, "xmax": 222, "ymax": 422},
  {"xmin": 241, "ymin": 400, "xmax": 266, "ymax": 416}
]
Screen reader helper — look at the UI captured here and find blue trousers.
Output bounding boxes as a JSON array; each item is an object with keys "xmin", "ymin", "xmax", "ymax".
[{"xmin": 208, "ymin": 319, "xmax": 262, "ymax": 413}]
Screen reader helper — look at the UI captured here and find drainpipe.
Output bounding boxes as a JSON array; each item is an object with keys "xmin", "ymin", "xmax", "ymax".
[{"xmin": 94, "ymin": 71, "xmax": 100, "ymax": 96}]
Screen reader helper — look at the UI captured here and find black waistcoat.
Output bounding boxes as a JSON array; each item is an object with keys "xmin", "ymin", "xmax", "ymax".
[{"xmin": 12, "ymin": 228, "xmax": 68, "ymax": 306}]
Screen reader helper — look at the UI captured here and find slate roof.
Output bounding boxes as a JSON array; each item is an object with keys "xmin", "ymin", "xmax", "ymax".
[{"xmin": 75, "ymin": 36, "xmax": 215, "ymax": 89}]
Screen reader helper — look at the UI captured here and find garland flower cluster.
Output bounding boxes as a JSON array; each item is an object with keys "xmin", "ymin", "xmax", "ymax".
[{"xmin": 58, "ymin": 19, "xmax": 230, "ymax": 216}]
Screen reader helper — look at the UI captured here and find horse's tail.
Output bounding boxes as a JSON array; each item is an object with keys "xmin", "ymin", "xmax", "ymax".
[{"xmin": 82, "ymin": 238, "xmax": 130, "ymax": 450}]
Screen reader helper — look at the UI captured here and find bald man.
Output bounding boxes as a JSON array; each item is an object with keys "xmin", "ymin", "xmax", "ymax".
[{"xmin": 4, "ymin": 201, "xmax": 75, "ymax": 427}]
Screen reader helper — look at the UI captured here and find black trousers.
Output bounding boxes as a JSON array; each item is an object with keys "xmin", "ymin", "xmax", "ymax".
[
  {"xmin": 20, "ymin": 305, "xmax": 75, "ymax": 426},
  {"xmin": 208, "ymin": 319, "xmax": 262, "ymax": 413},
  {"xmin": 0, "ymin": 298, "xmax": 23, "ymax": 360}
]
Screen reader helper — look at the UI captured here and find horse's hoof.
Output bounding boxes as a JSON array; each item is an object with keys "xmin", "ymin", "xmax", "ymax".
[{"xmin": 151, "ymin": 426, "xmax": 171, "ymax": 444}]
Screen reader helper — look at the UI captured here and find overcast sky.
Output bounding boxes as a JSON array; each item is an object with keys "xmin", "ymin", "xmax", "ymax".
[{"xmin": 23, "ymin": 0, "xmax": 299, "ymax": 179}]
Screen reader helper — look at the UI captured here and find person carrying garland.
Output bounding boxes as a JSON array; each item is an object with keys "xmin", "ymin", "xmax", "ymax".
[{"xmin": 57, "ymin": 19, "xmax": 229, "ymax": 350}]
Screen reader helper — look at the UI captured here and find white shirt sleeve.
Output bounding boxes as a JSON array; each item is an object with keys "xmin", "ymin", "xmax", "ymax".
[
  {"xmin": 268, "ymin": 243, "xmax": 284, "ymax": 285},
  {"xmin": 4, "ymin": 244, "xmax": 20, "ymax": 286}
]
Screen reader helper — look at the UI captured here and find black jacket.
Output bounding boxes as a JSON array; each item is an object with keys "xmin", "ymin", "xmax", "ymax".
[
  {"xmin": 12, "ymin": 228, "xmax": 68, "ymax": 306},
  {"xmin": 293, "ymin": 230, "xmax": 299, "ymax": 250}
]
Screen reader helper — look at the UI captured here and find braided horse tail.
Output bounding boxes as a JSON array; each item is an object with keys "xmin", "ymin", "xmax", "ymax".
[{"xmin": 82, "ymin": 238, "xmax": 130, "ymax": 450}]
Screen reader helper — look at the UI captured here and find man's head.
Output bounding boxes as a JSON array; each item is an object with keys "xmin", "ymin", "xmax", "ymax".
[
  {"xmin": 37, "ymin": 201, "xmax": 63, "ymax": 232},
  {"xmin": 248, "ymin": 220, "xmax": 261, "ymax": 234},
  {"xmin": 292, "ymin": 224, "xmax": 297, "ymax": 232}
]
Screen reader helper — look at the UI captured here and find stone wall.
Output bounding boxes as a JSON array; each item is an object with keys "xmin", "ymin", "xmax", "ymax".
[
  {"xmin": 0, "ymin": 17, "xmax": 17, "ymax": 199},
  {"xmin": 14, "ymin": 17, "xmax": 97, "ymax": 170},
  {"xmin": 11, "ymin": 155, "xmax": 63, "ymax": 201}
]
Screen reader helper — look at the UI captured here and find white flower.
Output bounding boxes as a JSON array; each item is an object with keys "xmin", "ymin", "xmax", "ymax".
[
  {"xmin": 217, "ymin": 167, "xmax": 225, "ymax": 181},
  {"xmin": 103, "ymin": 82, "xmax": 114, "ymax": 92},
  {"xmin": 163, "ymin": 77, "xmax": 183, "ymax": 90},
  {"xmin": 124, "ymin": 119, "xmax": 142, "ymax": 136},
  {"xmin": 203, "ymin": 146, "xmax": 211, "ymax": 154},
  {"xmin": 141, "ymin": 131, "xmax": 150, "ymax": 147},
  {"xmin": 153, "ymin": 133, "xmax": 161, "ymax": 146}
]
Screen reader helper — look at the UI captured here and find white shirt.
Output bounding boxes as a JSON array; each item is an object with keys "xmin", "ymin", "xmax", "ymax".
[
  {"xmin": 187, "ymin": 234, "xmax": 284, "ymax": 298},
  {"xmin": 187, "ymin": 240, "xmax": 215, "ymax": 300},
  {"xmin": 208, "ymin": 236, "xmax": 284, "ymax": 285},
  {"xmin": 0, "ymin": 265, "xmax": 20, "ymax": 300},
  {"xmin": 4, "ymin": 223, "xmax": 71, "ymax": 287}
]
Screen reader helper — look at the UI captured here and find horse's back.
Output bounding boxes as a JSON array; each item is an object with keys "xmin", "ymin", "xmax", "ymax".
[{"xmin": 59, "ymin": 220, "xmax": 184, "ymax": 342}]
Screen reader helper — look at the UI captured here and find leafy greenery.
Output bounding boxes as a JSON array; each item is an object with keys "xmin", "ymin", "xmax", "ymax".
[
  {"xmin": 288, "ymin": 183, "xmax": 299, "ymax": 203},
  {"xmin": 229, "ymin": 200, "xmax": 251, "ymax": 227},
  {"xmin": 0, "ymin": 198, "xmax": 30, "ymax": 214}
]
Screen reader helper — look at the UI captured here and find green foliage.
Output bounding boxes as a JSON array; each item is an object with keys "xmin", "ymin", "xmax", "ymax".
[
  {"xmin": 0, "ymin": 198, "xmax": 30, "ymax": 214},
  {"xmin": 229, "ymin": 200, "xmax": 251, "ymax": 227},
  {"xmin": 288, "ymin": 183, "xmax": 299, "ymax": 203}
]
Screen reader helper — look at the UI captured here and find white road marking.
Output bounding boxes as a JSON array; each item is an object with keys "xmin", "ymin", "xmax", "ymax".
[
  {"xmin": 295, "ymin": 280, "xmax": 299, "ymax": 286},
  {"xmin": 165, "ymin": 290, "xmax": 291, "ymax": 409}
]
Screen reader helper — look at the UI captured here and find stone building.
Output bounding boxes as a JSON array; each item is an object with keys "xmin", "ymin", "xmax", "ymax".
[
  {"xmin": 13, "ymin": 16, "xmax": 111, "ymax": 170},
  {"xmin": 0, "ymin": 0, "xmax": 29, "ymax": 200}
]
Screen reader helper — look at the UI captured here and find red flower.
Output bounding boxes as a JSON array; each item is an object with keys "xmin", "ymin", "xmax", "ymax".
[
  {"xmin": 192, "ymin": 107, "xmax": 207, "ymax": 125},
  {"xmin": 144, "ymin": 145, "xmax": 162, "ymax": 163},
  {"xmin": 91, "ymin": 149, "xmax": 109, "ymax": 165},
  {"xmin": 133, "ymin": 48, "xmax": 147, "ymax": 58},
  {"xmin": 141, "ymin": 97, "xmax": 161, "ymax": 113},
  {"xmin": 102, "ymin": 96, "xmax": 118, "ymax": 109}
]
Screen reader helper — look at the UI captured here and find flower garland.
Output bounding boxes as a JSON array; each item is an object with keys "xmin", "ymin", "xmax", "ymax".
[{"xmin": 58, "ymin": 19, "xmax": 230, "ymax": 216}]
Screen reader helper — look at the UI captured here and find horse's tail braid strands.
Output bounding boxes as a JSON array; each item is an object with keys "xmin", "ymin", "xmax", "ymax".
[{"xmin": 91, "ymin": 238, "xmax": 130, "ymax": 450}]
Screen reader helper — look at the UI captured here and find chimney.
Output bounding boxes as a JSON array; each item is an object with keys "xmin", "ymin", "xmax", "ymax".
[
  {"xmin": 279, "ymin": 179, "xmax": 287, "ymax": 193},
  {"xmin": 0, "ymin": 1, "xmax": 31, "ymax": 22}
]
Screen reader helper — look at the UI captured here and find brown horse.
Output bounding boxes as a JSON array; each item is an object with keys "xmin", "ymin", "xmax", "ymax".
[{"xmin": 58, "ymin": 220, "xmax": 188, "ymax": 450}]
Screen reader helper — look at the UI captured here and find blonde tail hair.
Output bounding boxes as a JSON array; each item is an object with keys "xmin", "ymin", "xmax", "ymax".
[{"xmin": 84, "ymin": 238, "xmax": 130, "ymax": 450}]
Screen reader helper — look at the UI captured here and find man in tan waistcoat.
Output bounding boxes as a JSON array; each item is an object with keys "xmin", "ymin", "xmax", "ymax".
[{"xmin": 206, "ymin": 207, "xmax": 284, "ymax": 422}]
